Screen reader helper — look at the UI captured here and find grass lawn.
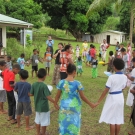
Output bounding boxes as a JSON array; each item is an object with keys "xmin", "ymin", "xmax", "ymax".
[{"xmin": 0, "ymin": 38, "xmax": 134, "ymax": 135}]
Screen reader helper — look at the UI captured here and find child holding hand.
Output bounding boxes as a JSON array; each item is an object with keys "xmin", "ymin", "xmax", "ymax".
[{"xmin": 94, "ymin": 58, "xmax": 127, "ymax": 135}]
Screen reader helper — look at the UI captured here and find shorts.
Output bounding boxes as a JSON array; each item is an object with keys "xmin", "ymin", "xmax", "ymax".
[
  {"xmin": 32, "ymin": 66, "xmax": 38, "ymax": 71},
  {"xmin": 17, "ymin": 102, "xmax": 32, "ymax": 116},
  {"xmin": 82, "ymin": 51, "xmax": 87, "ymax": 56},
  {"xmin": 60, "ymin": 72, "xmax": 67, "ymax": 80},
  {"xmin": 45, "ymin": 62, "xmax": 51, "ymax": 67},
  {"xmin": 0, "ymin": 90, "xmax": 6, "ymax": 102},
  {"xmin": 35, "ymin": 111, "xmax": 50, "ymax": 126}
]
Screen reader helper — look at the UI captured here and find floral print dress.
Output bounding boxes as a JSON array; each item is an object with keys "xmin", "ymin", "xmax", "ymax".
[{"xmin": 57, "ymin": 80, "xmax": 84, "ymax": 135}]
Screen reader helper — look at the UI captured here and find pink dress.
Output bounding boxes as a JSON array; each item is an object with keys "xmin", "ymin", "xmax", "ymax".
[{"xmin": 127, "ymin": 46, "xmax": 131, "ymax": 67}]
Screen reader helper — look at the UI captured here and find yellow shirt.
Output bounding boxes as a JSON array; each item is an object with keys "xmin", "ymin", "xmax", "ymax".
[{"xmin": 82, "ymin": 43, "xmax": 88, "ymax": 51}]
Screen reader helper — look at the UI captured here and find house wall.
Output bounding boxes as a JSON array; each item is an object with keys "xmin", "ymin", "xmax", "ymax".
[
  {"xmin": 94, "ymin": 32, "xmax": 125, "ymax": 45},
  {"xmin": 0, "ymin": 25, "xmax": 6, "ymax": 55}
]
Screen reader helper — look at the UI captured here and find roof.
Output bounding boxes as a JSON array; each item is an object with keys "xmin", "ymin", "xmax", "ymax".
[
  {"xmin": 105, "ymin": 30, "xmax": 126, "ymax": 34},
  {"xmin": 0, "ymin": 14, "xmax": 33, "ymax": 28}
]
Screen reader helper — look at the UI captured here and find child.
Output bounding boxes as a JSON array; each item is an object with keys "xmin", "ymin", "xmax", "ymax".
[
  {"xmin": 95, "ymin": 58, "xmax": 127, "ymax": 135},
  {"xmin": 30, "ymin": 49, "xmax": 42, "ymax": 78},
  {"xmin": 104, "ymin": 51, "xmax": 115, "ymax": 73},
  {"xmin": 91, "ymin": 55, "xmax": 98, "ymax": 78},
  {"xmin": 0, "ymin": 61, "xmax": 20, "ymax": 124},
  {"xmin": 121, "ymin": 47, "xmax": 129, "ymax": 74},
  {"xmin": 54, "ymin": 64, "xmax": 95, "ymax": 135},
  {"xmin": 126, "ymin": 57, "xmax": 135, "ymax": 107},
  {"xmin": 128, "ymin": 86, "xmax": 135, "ymax": 135},
  {"xmin": 86, "ymin": 44, "xmax": 92, "ymax": 65},
  {"xmin": 6, "ymin": 56, "xmax": 12, "ymax": 70},
  {"xmin": 44, "ymin": 47, "xmax": 52, "ymax": 76},
  {"xmin": 30, "ymin": 68, "xmax": 55, "ymax": 135},
  {"xmin": 75, "ymin": 45, "xmax": 80, "ymax": 58},
  {"xmin": 14, "ymin": 70, "xmax": 33, "ymax": 130},
  {"xmin": 75, "ymin": 56, "xmax": 83, "ymax": 76},
  {"xmin": 17, "ymin": 53, "xmax": 25, "ymax": 70},
  {"xmin": 0, "ymin": 70, "xmax": 6, "ymax": 114},
  {"xmin": 90, "ymin": 45, "xmax": 96, "ymax": 63}
]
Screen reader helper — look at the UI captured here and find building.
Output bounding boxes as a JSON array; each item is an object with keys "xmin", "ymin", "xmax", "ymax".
[
  {"xmin": 0, "ymin": 14, "xmax": 33, "ymax": 58},
  {"xmin": 94, "ymin": 30, "xmax": 126, "ymax": 45}
]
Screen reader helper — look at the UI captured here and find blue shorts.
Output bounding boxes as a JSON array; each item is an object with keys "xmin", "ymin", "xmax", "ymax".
[{"xmin": 35, "ymin": 111, "xmax": 50, "ymax": 126}]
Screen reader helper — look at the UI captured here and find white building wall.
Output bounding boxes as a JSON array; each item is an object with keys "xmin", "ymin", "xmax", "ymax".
[
  {"xmin": 94, "ymin": 32, "xmax": 125, "ymax": 45},
  {"xmin": 0, "ymin": 26, "xmax": 6, "ymax": 55}
]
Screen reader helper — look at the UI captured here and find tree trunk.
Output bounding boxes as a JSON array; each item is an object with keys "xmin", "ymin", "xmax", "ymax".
[
  {"xmin": 68, "ymin": 29, "xmax": 82, "ymax": 41},
  {"xmin": 129, "ymin": 3, "xmax": 134, "ymax": 47}
]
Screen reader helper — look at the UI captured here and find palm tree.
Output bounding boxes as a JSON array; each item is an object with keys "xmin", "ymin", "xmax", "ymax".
[{"xmin": 87, "ymin": 0, "xmax": 135, "ymax": 46}]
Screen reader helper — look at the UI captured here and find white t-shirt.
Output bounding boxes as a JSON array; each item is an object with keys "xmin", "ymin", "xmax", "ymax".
[
  {"xmin": 0, "ymin": 71, "xmax": 4, "ymax": 90},
  {"xmin": 106, "ymin": 73, "xmax": 127, "ymax": 92},
  {"xmin": 131, "ymin": 68, "xmax": 135, "ymax": 83}
]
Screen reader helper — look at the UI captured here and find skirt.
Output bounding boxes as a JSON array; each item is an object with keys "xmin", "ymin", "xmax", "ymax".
[
  {"xmin": 99, "ymin": 93, "xmax": 124, "ymax": 124},
  {"xmin": 52, "ymin": 64, "xmax": 60, "ymax": 85},
  {"xmin": 59, "ymin": 106, "xmax": 81, "ymax": 135},
  {"xmin": 92, "ymin": 68, "xmax": 98, "ymax": 78},
  {"xmin": 126, "ymin": 84, "xmax": 134, "ymax": 107}
]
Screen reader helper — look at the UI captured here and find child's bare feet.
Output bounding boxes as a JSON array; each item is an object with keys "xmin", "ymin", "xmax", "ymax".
[
  {"xmin": 26, "ymin": 126, "xmax": 34, "ymax": 131},
  {"xmin": 0, "ymin": 110, "xmax": 7, "ymax": 114}
]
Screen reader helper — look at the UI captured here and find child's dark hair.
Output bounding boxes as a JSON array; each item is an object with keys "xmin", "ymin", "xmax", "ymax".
[
  {"xmin": 67, "ymin": 64, "xmax": 76, "ymax": 74},
  {"xmin": 21, "ymin": 53, "xmax": 25, "ymax": 58},
  {"xmin": 113, "ymin": 58, "xmax": 125, "ymax": 70},
  {"xmin": 132, "ymin": 57, "xmax": 135, "ymax": 62},
  {"xmin": 90, "ymin": 44, "xmax": 93, "ymax": 47},
  {"xmin": 109, "ymin": 51, "xmax": 113, "ymax": 56},
  {"xmin": 19, "ymin": 70, "xmax": 28, "ymax": 79},
  {"xmin": 12, "ymin": 64, "xmax": 21, "ymax": 70},
  {"xmin": 37, "ymin": 68, "xmax": 47, "ymax": 78},
  {"xmin": 7, "ymin": 56, "xmax": 11, "ymax": 60},
  {"xmin": 46, "ymin": 46, "xmax": 51, "ymax": 51},
  {"xmin": 78, "ymin": 56, "xmax": 82, "ymax": 61},
  {"xmin": 33, "ymin": 49, "xmax": 37, "ymax": 52},
  {"xmin": 64, "ymin": 45, "xmax": 71, "ymax": 51},
  {"xmin": 120, "ymin": 48, "xmax": 126, "ymax": 52},
  {"xmin": 0, "ymin": 61, "xmax": 6, "ymax": 66}
]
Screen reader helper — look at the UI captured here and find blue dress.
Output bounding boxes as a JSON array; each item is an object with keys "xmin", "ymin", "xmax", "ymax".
[{"xmin": 57, "ymin": 80, "xmax": 84, "ymax": 135}]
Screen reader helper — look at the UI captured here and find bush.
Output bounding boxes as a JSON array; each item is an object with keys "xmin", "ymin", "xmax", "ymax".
[{"xmin": 5, "ymin": 38, "xmax": 32, "ymax": 62}]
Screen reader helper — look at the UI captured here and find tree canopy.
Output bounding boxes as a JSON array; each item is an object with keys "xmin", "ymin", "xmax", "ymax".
[
  {"xmin": 35, "ymin": 0, "xmax": 112, "ymax": 41},
  {"xmin": 0, "ymin": 0, "xmax": 44, "ymax": 29}
]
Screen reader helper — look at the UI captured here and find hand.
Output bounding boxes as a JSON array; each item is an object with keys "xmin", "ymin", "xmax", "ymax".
[
  {"xmin": 130, "ymin": 89, "xmax": 134, "ymax": 94},
  {"xmin": 58, "ymin": 50, "xmax": 61, "ymax": 53},
  {"xmin": 91, "ymin": 102, "xmax": 99, "ymax": 109},
  {"xmin": 54, "ymin": 103, "xmax": 60, "ymax": 110}
]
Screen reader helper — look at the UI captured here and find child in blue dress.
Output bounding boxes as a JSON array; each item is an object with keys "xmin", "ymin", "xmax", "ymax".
[{"xmin": 55, "ymin": 64, "xmax": 95, "ymax": 135}]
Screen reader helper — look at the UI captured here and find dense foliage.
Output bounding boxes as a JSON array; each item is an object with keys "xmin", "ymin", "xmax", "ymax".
[
  {"xmin": 0, "ymin": 0, "xmax": 45, "ymax": 29},
  {"xmin": 35, "ymin": 0, "xmax": 112, "ymax": 41}
]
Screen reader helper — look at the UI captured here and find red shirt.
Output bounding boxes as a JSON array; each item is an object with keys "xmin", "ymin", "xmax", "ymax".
[
  {"xmin": 90, "ymin": 48, "xmax": 96, "ymax": 58},
  {"xmin": 2, "ymin": 69, "xmax": 15, "ymax": 91}
]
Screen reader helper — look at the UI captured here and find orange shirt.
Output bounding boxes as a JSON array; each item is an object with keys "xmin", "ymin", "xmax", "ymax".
[{"xmin": 60, "ymin": 51, "xmax": 71, "ymax": 72}]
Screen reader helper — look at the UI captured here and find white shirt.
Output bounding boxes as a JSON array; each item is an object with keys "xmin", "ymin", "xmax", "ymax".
[
  {"xmin": 106, "ymin": 73, "xmax": 127, "ymax": 92},
  {"xmin": 131, "ymin": 68, "xmax": 135, "ymax": 84},
  {"xmin": 0, "ymin": 71, "xmax": 4, "ymax": 90}
]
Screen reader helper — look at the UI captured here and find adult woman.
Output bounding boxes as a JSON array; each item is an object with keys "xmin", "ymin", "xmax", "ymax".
[{"xmin": 52, "ymin": 43, "xmax": 63, "ymax": 85}]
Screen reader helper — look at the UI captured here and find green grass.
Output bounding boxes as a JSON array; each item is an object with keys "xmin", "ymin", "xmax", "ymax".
[{"xmin": 0, "ymin": 38, "xmax": 134, "ymax": 135}]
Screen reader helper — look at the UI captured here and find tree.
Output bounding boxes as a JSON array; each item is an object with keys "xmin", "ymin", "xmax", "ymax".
[
  {"xmin": 2, "ymin": 0, "xmax": 43, "ymax": 29},
  {"xmin": 102, "ymin": 16, "xmax": 120, "ymax": 31},
  {"xmin": 87, "ymin": 0, "xmax": 135, "ymax": 45},
  {"xmin": 35, "ymin": 0, "xmax": 112, "ymax": 41},
  {"xmin": 117, "ymin": 2, "xmax": 131, "ymax": 35}
]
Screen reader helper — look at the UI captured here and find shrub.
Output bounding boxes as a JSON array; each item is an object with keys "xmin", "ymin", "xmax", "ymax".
[{"xmin": 5, "ymin": 38, "xmax": 32, "ymax": 62}]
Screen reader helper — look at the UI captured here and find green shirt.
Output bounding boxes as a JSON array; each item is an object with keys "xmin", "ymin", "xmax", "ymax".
[{"xmin": 30, "ymin": 82, "xmax": 51, "ymax": 112}]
